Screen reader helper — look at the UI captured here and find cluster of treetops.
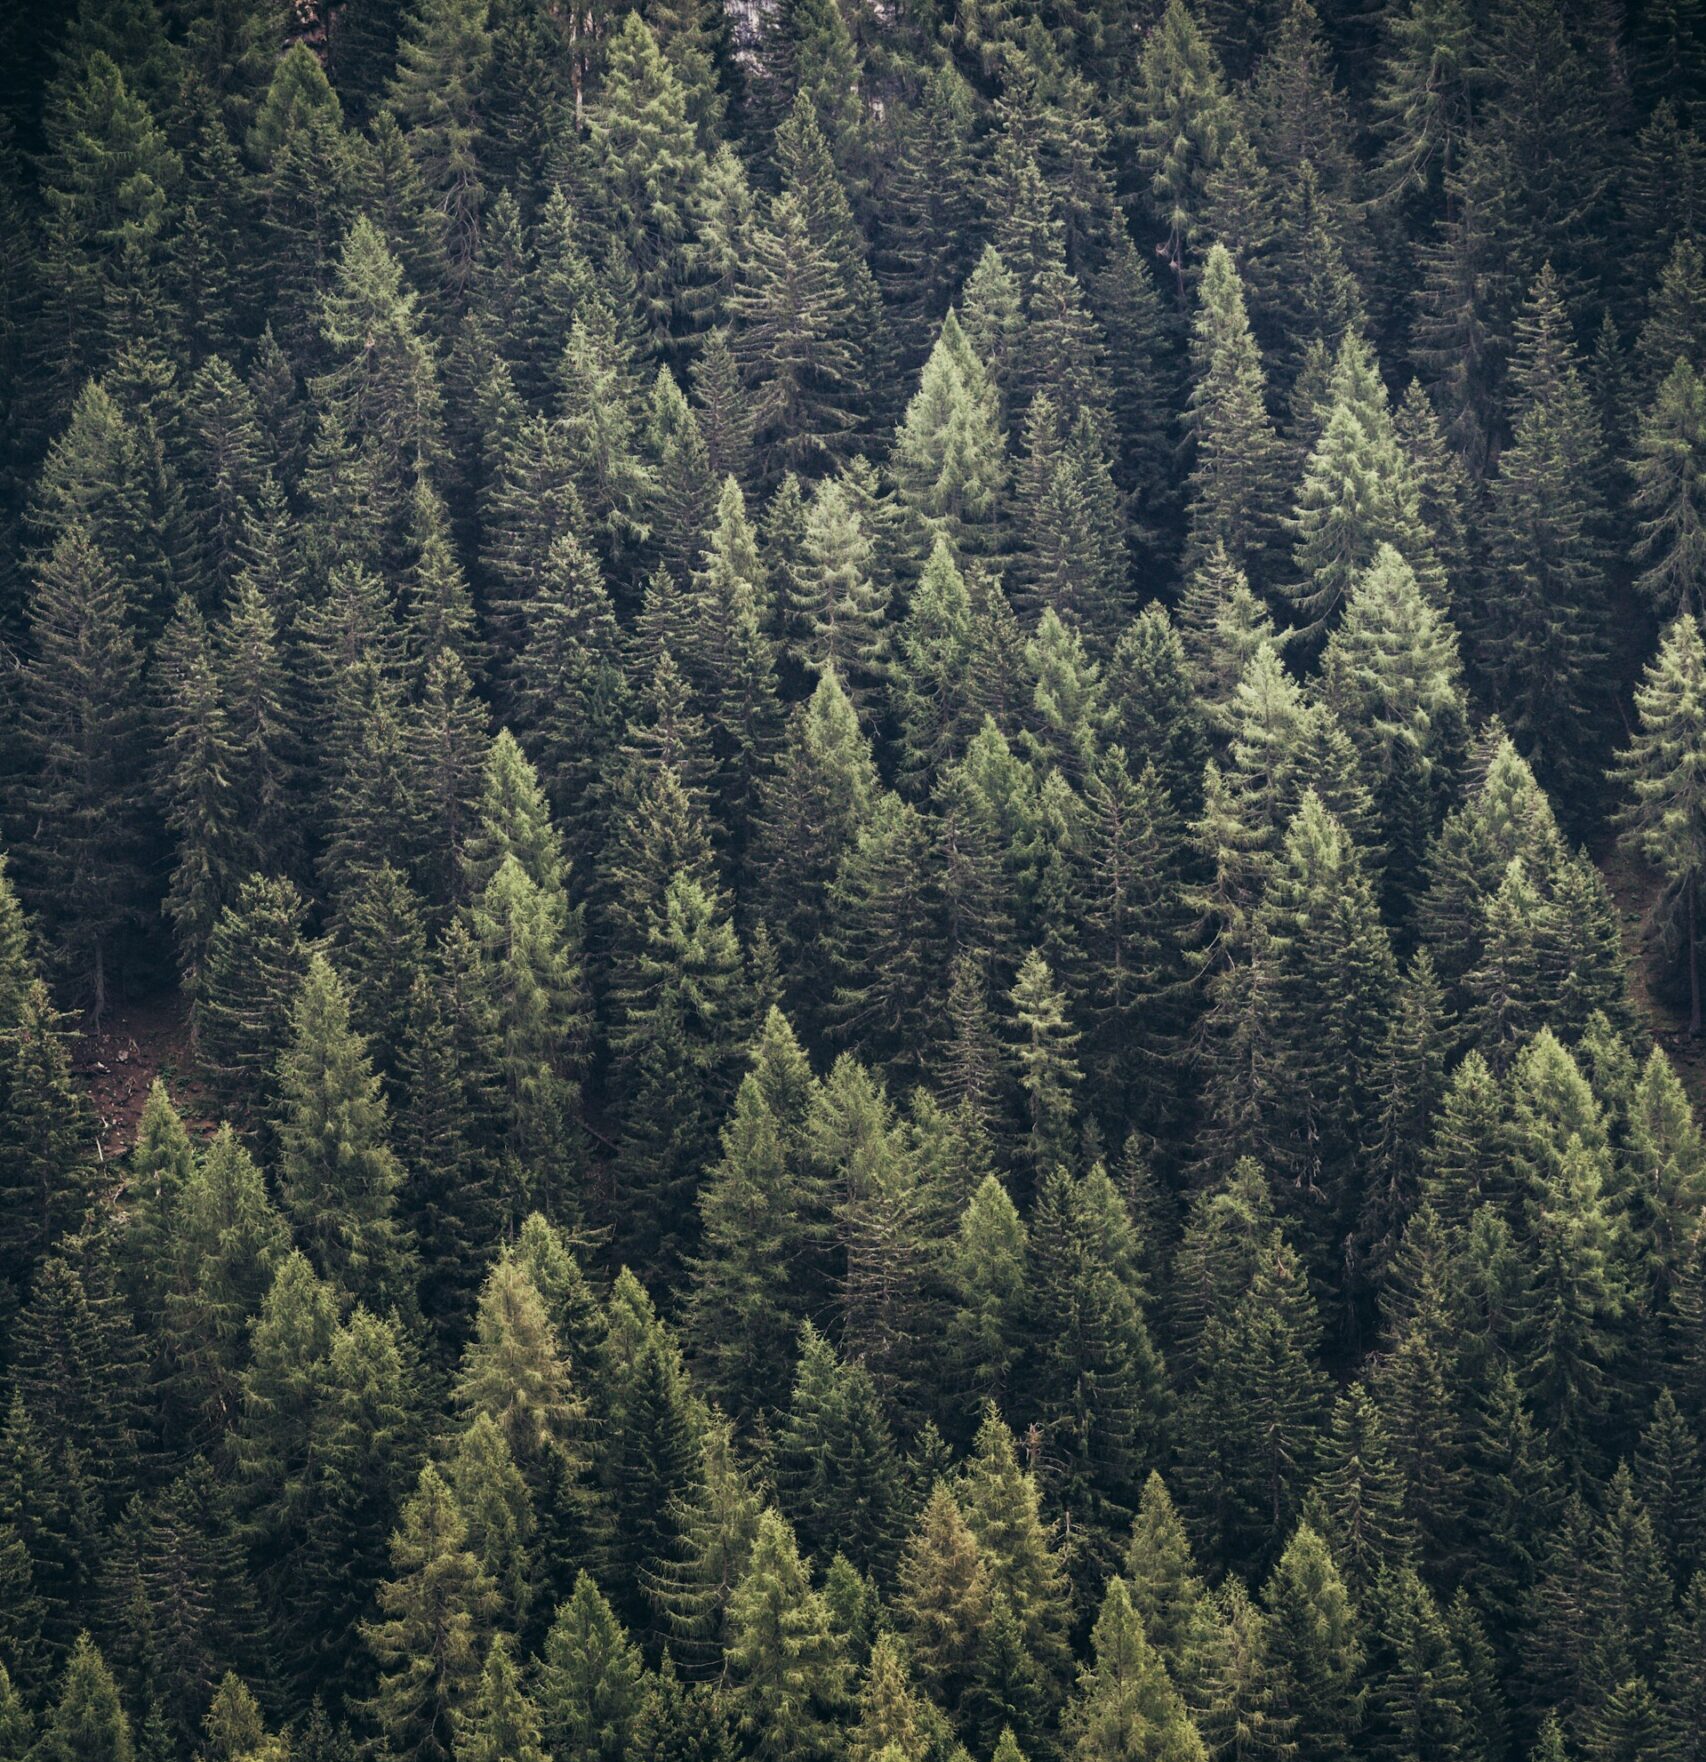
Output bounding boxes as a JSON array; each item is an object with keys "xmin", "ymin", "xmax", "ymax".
[{"xmin": 8, "ymin": 0, "xmax": 1706, "ymax": 1758}]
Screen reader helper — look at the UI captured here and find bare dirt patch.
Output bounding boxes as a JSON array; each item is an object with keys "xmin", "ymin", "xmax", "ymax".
[{"xmin": 68, "ymin": 990, "xmax": 214, "ymax": 1160}]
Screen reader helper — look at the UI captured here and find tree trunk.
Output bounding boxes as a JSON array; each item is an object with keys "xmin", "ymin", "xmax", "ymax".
[{"xmin": 1690, "ymin": 871, "xmax": 1701, "ymax": 1038}]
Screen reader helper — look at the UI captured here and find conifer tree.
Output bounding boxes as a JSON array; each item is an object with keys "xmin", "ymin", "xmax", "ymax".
[
  {"xmin": 361, "ymin": 1462, "xmax": 499, "ymax": 1762},
  {"xmin": 727, "ymin": 1507, "xmax": 852, "ymax": 1762},
  {"xmin": 1612, "ymin": 614, "xmax": 1706, "ymax": 1034},
  {"xmin": 686, "ymin": 1013, "xmax": 824, "ymax": 1421},
  {"xmin": 35, "ymin": 1633, "xmax": 132, "ymax": 1762},
  {"xmin": 1184, "ymin": 245, "xmax": 1285, "ymax": 580},
  {"xmin": 537, "ymin": 1571, "xmax": 651, "ymax": 1762},
  {"xmin": 1120, "ymin": 1474, "xmax": 1218, "ymax": 1714},
  {"xmin": 387, "ymin": 0, "xmax": 491, "ymax": 291},
  {"xmin": 1133, "ymin": 1, "xmax": 1234, "ymax": 296},
  {"xmin": 311, "ymin": 214, "xmax": 444, "ymax": 517},
  {"xmin": 733, "ymin": 189, "xmax": 860, "ymax": 482},
  {"xmin": 274, "ymin": 954, "xmax": 413, "ymax": 1320},
  {"xmin": 961, "ymin": 1409, "xmax": 1073, "ymax": 1693},
  {"xmin": 895, "ymin": 1481, "xmax": 992, "ymax": 1716},
  {"xmin": 891, "ymin": 308, "xmax": 1008, "ymax": 561},
  {"xmin": 17, "ymin": 523, "xmax": 149, "ymax": 1022},
  {"xmin": 583, "ymin": 13, "xmax": 707, "ymax": 350},
  {"xmin": 1262, "ymin": 1523, "xmax": 1364, "ymax": 1762},
  {"xmin": 1633, "ymin": 359, "xmax": 1706, "ymax": 620},
  {"xmin": 1063, "ymin": 1574, "xmax": 1206, "ymax": 1762}
]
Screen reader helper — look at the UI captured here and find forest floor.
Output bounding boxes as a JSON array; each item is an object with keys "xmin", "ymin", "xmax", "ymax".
[
  {"xmin": 69, "ymin": 990, "xmax": 210, "ymax": 1160},
  {"xmin": 1600, "ymin": 843, "xmax": 1706, "ymax": 1104}
]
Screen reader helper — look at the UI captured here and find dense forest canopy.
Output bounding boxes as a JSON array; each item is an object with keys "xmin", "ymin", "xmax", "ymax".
[{"xmin": 4, "ymin": 0, "xmax": 1706, "ymax": 1758}]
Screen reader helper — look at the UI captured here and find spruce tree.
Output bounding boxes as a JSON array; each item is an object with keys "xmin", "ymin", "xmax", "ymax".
[
  {"xmin": 17, "ymin": 523, "xmax": 149, "ymax": 1022},
  {"xmin": 1262, "ymin": 1523, "xmax": 1364, "ymax": 1762},
  {"xmin": 1633, "ymin": 359, "xmax": 1706, "ymax": 620},
  {"xmin": 727, "ymin": 1507, "xmax": 852, "ymax": 1762},
  {"xmin": 360, "ymin": 1463, "xmax": 499, "ymax": 1762},
  {"xmin": 1063, "ymin": 1574, "xmax": 1206, "ymax": 1762},
  {"xmin": 537, "ymin": 1571, "xmax": 651, "ymax": 1762},
  {"xmin": 1184, "ymin": 245, "xmax": 1285, "ymax": 580},
  {"xmin": 1611, "ymin": 614, "xmax": 1706, "ymax": 1034},
  {"xmin": 34, "ymin": 1633, "xmax": 133, "ymax": 1762},
  {"xmin": 1133, "ymin": 0, "xmax": 1234, "ymax": 297},
  {"xmin": 387, "ymin": 0, "xmax": 491, "ymax": 292}
]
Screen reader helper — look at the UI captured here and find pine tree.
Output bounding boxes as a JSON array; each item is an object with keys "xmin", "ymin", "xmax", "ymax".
[
  {"xmin": 583, "ymin": 13, "xmax": 706, "ymax": 351},
  {"xmin": 1366, "ymin": 1566, "xmax": 1476, "ymax": 1762},
  {"xmin": 454, "ymin": 1255, "xmax": 586, "ymax": 1482},
  {"xmin": 468, "ymin": 853, "xmax": 587, "ymax": 1220},
  {"xmin": 31, "ymin": 53, "xmax": 179, "ymax": 409},
  {"xmin": 1633, "ymin": 359, "xmax": 1706, "ymax": 620},
  {"xmin": 1062, "ymin": 1574, "xmax": 1206, "ymax": 1762},
  {"xmin": 608, "ymin": 867, "xmax": 746, "ymax": 1283},
  {"xmin": 17, "ymin": 523, "xmax": 149, "ymax": 1022},
  {"xmin": 156, "ymin": 1126, "xmax": 289, "ymax": 1445},
  {"xmin": 1319, "ymin": 544, "xmax": 1466, "ymax": 901},
  {"xmin": 1132, "ymin": 0, "xmax": 1234, "ymax": 297},
  {"xmin": 1262, "ymin": 1523, "xmax": 1364, "ymax": 1762},
  {"xmin": 1612, "ymin": 614, "xmax": 1706, "ymax": 1034},
  {"xmin": 1184, "ymin": 245, "xmax": 1285, "ymax": 580},
  {"xmin": 895, "ymin": 1481, "xmax": 992, "ymax": 1715},
  {"xmin": 310, "ymin": 214, "xmax": 444, "ymax": 522},
  {"xmin": 537, "ymin": 1571, "xmax": 651, "ymax": 1762},
  {"xmin": 454, "ymin": 1633, "xmax": 545, "ymax": 1762},
  {"xmin": 193, "ymin": 874, "xmax": 310, "ymax": 1128},
  {"xmin": 1024, "ymin": 1164, "xmax": 1168, "ymax": 1561},
  {"xmin": 1009, "ymin": 948, "xmax": 1083, "ymax": 1180},
  {"xmin": 360, "ymin": 1463, "xmax": 499, "ymax": 1762},
  {"xmin": 686, "ymin": 1013, "xmax": 824, "ymax": 1422},
  {"xmin": 891, "ymin": 308, "xmax": 1008, "ymax": 562},
  {"xmin": 1482, "ymin": 265, "xmax": 1615, "ymax": 794},
  {"xmin": 275, "ymin": 953, "xmax": 413, "ymax": 1313},
  {"xmin": 775, "ymin": 1321, "xmax": 906, "ymax": 1580},
  {"xmin": 1176, "ymin": 1226, "xmax": 1330, "ymax": 1569},
  {"xmin": 0, "ymin": 973, "xmax": 95, "ymax": 1322},
  {"xmin": 387, "ymin": 0, "xmax": 491, "ymax": 292},
  {"xmin": 1288, "ymin": 335, "xmax": 1439, "ymax": 630},
  {"xmin": 34, "ymin": 1633, "xmax": 132, "ymax": 1762},
  {"xmin": 1120, "ymin": 1474, "xmax": 1218, "ymax": 1714},
  {"xmin": 727, "ymin": 1507, "xmax": 852, "ymax": 1762},
  {"xmin": 961, "ymin": 1409, "xmax": 1073, "ymax": 1692},
  {"xmin": 733, "ymin": 189, "xmax": 861, "ymax": 483}
]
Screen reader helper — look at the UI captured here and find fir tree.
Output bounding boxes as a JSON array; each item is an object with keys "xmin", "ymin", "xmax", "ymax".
[
  {"xmin": 537, "ymin": 1571, "xmax": 651, "ymax": 1762},
  {"xmin": 360, "ymin": 1463, "xmax": 499, "ymax": 1762},
  {"xmin": 1184, "ymin": 245, "xmax": 1285, "ymax": 580},
  {"xmin": 1633, "ymin": 359, "xmax": 1706, "ymax": 620},
  {"xmin": 17, "ymin": 523, "xmax": 149, "ymax": 1022},
  {"xmin": 727, "ymin": 1507, "xmax": 852, "ymax": 1762},
  {"xmin": 1612, "ymin": 614, "xmax": 1706, "ymax": 1034},
  {"xmin": 274, "ymin": 953, "xmax": 413, "ymax": 1313}
]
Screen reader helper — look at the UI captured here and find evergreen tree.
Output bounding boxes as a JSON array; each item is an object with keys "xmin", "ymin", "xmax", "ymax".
[
  {"xmin": 537, "ymin": 1571, "xmax": 651, "ymax": 1762},
  {"xmin": 17, "ymin": 523, "xmax": 149, "ymax": 1022},
  {"xmin": 360, "ymin": 1463, "xmax": 499, "ymax": 1762},
  {"xmin": 1612, "ymin": 614, "xmax": 1706, "ymax": 1034},
  {"xmin": 387, "ymin": 0, "xmax": 491, "ymax": 292},
  {"xmin": 1633, "ymin": 359, "xmax": 1706, "ymax": 620},
  {"xmin": 1262, "ymin": 1523, "xmax": 1364, "ymax": 1762},
  {"xmin": 1184, "ymin": 245, "xmax": 1285, "ymax": 580},
  {"xmin": 727, "ymin": 1507, "xmax": 852, "ymax": 1762},
  {"xmin": 275, "ymin": 953, "xmax": 413, "ymax": 1313},
  {"xmin": 1133, "ymin": 0, "xmax": 1235, "ymax": 297},
  {"xmin": 1063, "ymin": 1574, "xmax": 1206, "ymax": 1762},
  {"xmin": 35, "ymin": 1633, "xmax": 132, "ymax": 1762},
  {"xmin": 582, "ymin": 13, "xmax": 706, "ymax": 351}
]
